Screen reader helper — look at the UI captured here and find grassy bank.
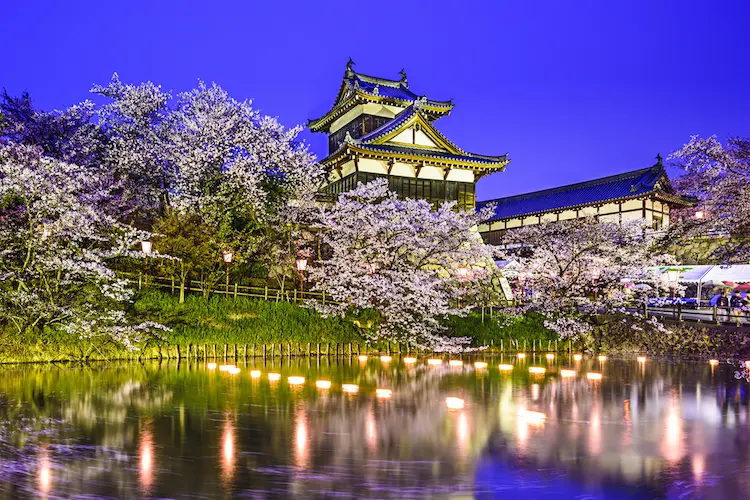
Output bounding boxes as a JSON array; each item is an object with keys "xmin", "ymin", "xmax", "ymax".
[{"xmin": 0, "ymin": 291, "xmax": 556, "ymax": 363}]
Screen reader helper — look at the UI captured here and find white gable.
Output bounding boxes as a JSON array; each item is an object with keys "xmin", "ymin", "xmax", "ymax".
[
  {"xmin": 389, "ymin": 128, "xmax": 413, "ymax": 144},
  {"xmin": 386, "ymin": 126, "xmax": 439, "ymax": 148},
  {"xmin": 414, "ymin": 129, "xmax": 437, "ymax": 147}
]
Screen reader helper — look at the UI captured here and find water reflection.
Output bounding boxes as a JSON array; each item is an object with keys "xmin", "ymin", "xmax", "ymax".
[
  {"xmin": 37, "ymin": 446, "xmax": 52, "ymax": 496},
  {"xmin": 220, "ymin": 416, "xmax": 235, "ymax": 487},
  {"xmin": 0, "ymin": 358, "xmax": 748, "ymax": 498},
  {"xmin": 139, "ymin": 420, "xmax": 155, "ymax": 494},
  {"xmin": 294, "ymin": 407, "xmax": 308, "ymax": 468}
]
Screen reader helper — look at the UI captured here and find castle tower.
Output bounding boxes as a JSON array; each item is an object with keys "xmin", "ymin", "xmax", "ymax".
[{"xmin": 308, "ymin": 60, "xmax": 509, "ymax": 210}]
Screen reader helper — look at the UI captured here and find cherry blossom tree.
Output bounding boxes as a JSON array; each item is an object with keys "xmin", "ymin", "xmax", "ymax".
[
  {"xmin": 0, "ymin": 143, "xmax": 167, "ymax": 349},
  {"xmin": 307, "ymin": 179, "xmax": 497, "ymax": 352},
  {"xmin": 0, "ymin": 90, "xmax": 106, "ymax": 169},
  {"xmin": 667, "ymin": 135, "xmax": 750, "ymax": 262},
  {"xmin": 91, "ymin": 74, "xmax": 174, "ymax": 219},
  {"xmin": 166, "ymin": 82, "xmax": 324, "ymax": 264},
  {"xmin": 500, "ymin": 218, "xmax": 678, "ymax": 352}
]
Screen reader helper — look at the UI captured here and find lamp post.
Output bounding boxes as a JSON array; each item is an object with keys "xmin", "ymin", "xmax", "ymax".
[
  {"xmin": 457, "ymin": 265, "xmax": 471, "ymax": 307},
  {"xmin": 666, "ymin": 269, "xmax": 679, "ymax": 299},
  {"xmin": 591, "ymin": 270, "xmax": 601, "ymax": 301},
  {"xmin": 296, "ymin": 258, "xmax": 308, "ymax": 299},
  {"xmin": 141, "ymin": 240, "xmax": 152, "ymax": 287},
  {"xmin": 222, "ymin": 251, "xmax": 233, "ymax": 296}
]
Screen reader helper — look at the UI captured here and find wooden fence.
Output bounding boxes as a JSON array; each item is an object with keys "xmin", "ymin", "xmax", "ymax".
[
  {"xmin": 120, "ymin": 271, "xmax": 330, "ymax": 304},
  {"xmin": 126, "ymin": 337, "xmax": 579, "ymax": 362}
]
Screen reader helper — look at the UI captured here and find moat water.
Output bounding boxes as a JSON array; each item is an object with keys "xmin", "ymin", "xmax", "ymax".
[{"xmin": 0, "ymin": 355, "xmax": 748, "ymax": 499}]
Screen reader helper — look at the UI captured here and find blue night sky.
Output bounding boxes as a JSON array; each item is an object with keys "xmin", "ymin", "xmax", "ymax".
[{"xmin": 4, "ymin": 0, "xmax": 748, "ymax": 201}]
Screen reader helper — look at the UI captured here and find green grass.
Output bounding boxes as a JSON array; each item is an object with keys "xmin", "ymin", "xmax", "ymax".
[
  {"xmin": 0, "ymin": 291, "xmax": 557, "ymax": 363},
  {"xmin": 133, "ymin": 290, "xmax": 362, "ymax": 345},
  {"xmin": 446, "ymin": 311, "xmax": 556, "ymax": 346}
]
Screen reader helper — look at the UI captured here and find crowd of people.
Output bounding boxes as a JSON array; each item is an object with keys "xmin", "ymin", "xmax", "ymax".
[{"xmin": 717, "ymin": 288, "xmax": 750, "ymax": 325}]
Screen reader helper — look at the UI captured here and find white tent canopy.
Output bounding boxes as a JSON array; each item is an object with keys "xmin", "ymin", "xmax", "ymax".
[
  {"xmin": 647, "ymin": 264, "xmax": 750, "ymax": 284},
  {"xmin": 646, "ymin": 264, "xmax": 750, "ymax": 306}
]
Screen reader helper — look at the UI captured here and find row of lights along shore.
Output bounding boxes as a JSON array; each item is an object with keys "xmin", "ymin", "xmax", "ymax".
[
  {"xmin": 206, "ymin": 353, "xmax": 643, "ymax": 374},
  {"xmin": 207, "ymin": 363, "xmax": 395, "ymax": 397}
]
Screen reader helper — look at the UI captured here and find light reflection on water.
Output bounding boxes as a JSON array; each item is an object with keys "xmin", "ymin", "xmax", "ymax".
[
  {"xmin": 0, "ymin": 356, "xmax": 748, "ymax": 498},
  {"xmin": 138, "ymin": 419, "xmax": 154, "ymax": 495}
]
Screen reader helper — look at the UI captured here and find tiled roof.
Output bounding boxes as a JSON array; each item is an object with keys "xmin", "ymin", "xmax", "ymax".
[
  {"xmin": 324, "ymin": 104, "xmax": 507, "ymax": 168},
  {"xmin": 308, "ymin": 63, "xmax": 453, "ymax": 131},
  {"xmin": 477, "ymin": 164, "xmax": 690, "ymax": 221},
  {"xmin": 357, "ymin": 105, "xmax": 418, "ymax": 143},
  {"xmin": 348, "ymin": 74, "xmax": 452, "ymax": 108},
  {"xmin": 352, "ymin": 143, "xmax": 507, "ymax": 165}
]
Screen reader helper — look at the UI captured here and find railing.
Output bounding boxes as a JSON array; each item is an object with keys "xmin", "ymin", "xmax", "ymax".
[
  {"xmin": 633, "ymin": 302, "xmax": 750, "ymax": 328},
  {"xmin": 118, "ymin": 272, "xmax": 333, "ymax": 304}
]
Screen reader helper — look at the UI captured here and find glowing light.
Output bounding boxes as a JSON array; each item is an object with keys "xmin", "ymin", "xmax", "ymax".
[
  {"xmin": 531, "ymin": 383, "xmax": 540, "ymax": 400},
  {"xmin": 315, "ymin": 380, "xmax": 331, "ymax": 389},
  {"xmin": 295, "ymin": 409, "xmax": 308, "ymax": 468},
  {"xmin": 745, "ymin": 360, "xmax": 750, "ymax": 368},
  {"xmin": 474, "ymin": 361, "xmax": 488, "ymax": 369},
  {"xmin": 250, "ymin": 370, "xmax": 261, "ymax": 378},
  {"xmin": 38, "ymin": 448, "xmax": 52, "ymax": 494},
  {"xmin": 342, "ymin": 384, "xmax": 359, "ymax": 393},
  {"xmin": 692, "ymin": 454, "xmax": 705, "ymax": 481},
  {"xmin": 445, "ymin": 397, "xmax": 465, "ymax": 409},
  {"xmin": 695, "ymin": 210, "xmax": 705, "ymax": 220},
  {"xmin": 230, "ymin": 367, "xmax": 242, "ymax": 375},
  {"xmin": 598, "ymin": 355, "xmax": 607, "ymax": 361},
  {"xmin": 376, "ymin": 388, "xmax": 393, "ymax": 399},
  {"xmin": 207, "ymin": 362, "xmax": 217, "ymax": 370},
  {"xmin": 560, "ymin": 369, "xmax": 576, "ymax": 377},
  {"xmin": 587, "ymin": 372, "xmax": 603, "ymax": 380},
  {"xmin": 358, "ymin": 355, "xmax": 368, "ymax": 362},
  {"xmin": 517, "ymin": 353, "xmax": 526, "ymax": 359},
  {"xmin": 637, "ymin": 356, "xmax": 647, "ymax": 363},
  {"xmin": 404, "ymin": 357, "xmax": 417, "ymax": 364},
  {"xmin": 366, "ymin": 410, "xmax": 377, "ymax": 450},
  {"xmin": 288, "ymin": 376, "xmax": 305, "ymax": 385},
  {"xmin": 220, "ymin": 419, "xmax": 235, "ymax": 486},
  {"xmin": 709, "ymin": 359, "xmax": 719, "ymax": 366},
  {"xmin": 449, "ymin": 359, "xmax": 464, "ymax": 367},
  {"xmin": 268, "ymin": 372, "xmax": 281, "ymax": 381},
  {"xmin": 573, "ymin": 354, "xmax": 583, "ymax": 361},
  {"xmin": 529, "ymin": 367, "xmax": 546, "ymax": 374},
  {"xmin": 139, "ymin": 424, "xmax": 154, "ymax": 493},
  {"xmin": 546, "ymin": 353, "xmax": 554, "ymax": 360},
  {"xmin": 457, "ymin": 411, "xmax": 469, "ymax": 455},
  {"xmin": 498, "ymin": 364, "xmax": 513, "ymax": 371},
  {"xmin": 519, "ymin": 409, "xmax": 546, "ymax": 424},
  {"xmin": 219, "ymin": 364, "xmax": 235, "ymax": 372},
  {"xmin": 427, "ymin": 358, "xmax": 443, "ymax": 365},
  {"xmin": 380, "ymin": 355, "xmax": 392, "ymax": 363},
  {"xmin": 662, "ymin": 404, "xmax": 684, "ymax": 464}
]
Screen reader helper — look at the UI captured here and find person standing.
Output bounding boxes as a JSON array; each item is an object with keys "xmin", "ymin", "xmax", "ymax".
[
  {"xmin": 730, "ymin": 290, "xmax": 745, "ymax": 326},
  {"xmin": 717, "ymin": 289, "xmax": 731, "ymax": 323}
]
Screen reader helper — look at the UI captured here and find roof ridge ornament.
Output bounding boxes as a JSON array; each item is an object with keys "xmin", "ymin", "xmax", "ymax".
[
  {"xmin": 399, "ymin": 68, "xmax": 408, "ymax": 87},
  {"xmin": 372, "ymin": 84, "xmax": 379, "ymax": 96},
  {"xmin": 344, "ymin": 131, "xmax": 355, "ymax": 144},
  {"xmin": 345, "ymin": 58, "xmax": 355, "ymax": 78},
  {"xmin": 655, "ymin": 153, "xmax": 663, "ymax": 166},
  {"xmin": 412, "ymin": 95, "xmax": 427, "ymax": 111}
]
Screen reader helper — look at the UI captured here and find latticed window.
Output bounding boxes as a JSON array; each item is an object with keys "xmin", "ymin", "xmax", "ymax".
[
  {"xmin": 328, "ymin": 115, "xmax": 391, "ymax": 153},
  {"xmin": 323, "ymin": 173, "xmax": 475, "ymax": 210}
]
